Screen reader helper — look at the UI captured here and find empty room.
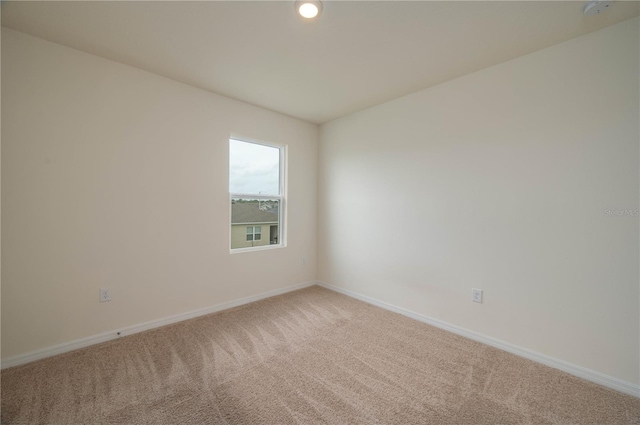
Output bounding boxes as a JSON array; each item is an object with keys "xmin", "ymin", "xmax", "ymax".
[{"xmin": 1, "ymin": 1, "xmax": 639, "ymax": 423}]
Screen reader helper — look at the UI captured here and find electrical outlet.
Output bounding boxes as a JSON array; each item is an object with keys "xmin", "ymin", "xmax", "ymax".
[
  {"xmin": 472, "ymin": 288, "xmax": 483, "ymax": 303},
  {"xmin": 302, "ymin": 256, "xmax": 306, "ymax": 265},
  {"xmin": 100, "ymin": 288, "xmax": 111, "ymax": 302}
]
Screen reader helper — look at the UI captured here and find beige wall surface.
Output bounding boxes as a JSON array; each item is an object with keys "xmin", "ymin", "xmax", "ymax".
[
  {"xmin": 1, "ymin": 28, "xmax": 317, "ymax": 359},
  {"xmin": 318, "ymin": 18, "xmax": 640, "ymax": 384}
]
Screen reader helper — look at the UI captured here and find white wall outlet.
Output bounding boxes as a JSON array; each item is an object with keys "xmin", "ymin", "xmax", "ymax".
[
  {"xmin": 100, "ymin": 288, "xmax": 111, "ymax": 302},
  {"xmin": 472, "ymin": 288, "xmax": 483, "ymax": 303},
  {"xmin": 302, "ymin": 256, "xmax": 306, "ymax": 265}
]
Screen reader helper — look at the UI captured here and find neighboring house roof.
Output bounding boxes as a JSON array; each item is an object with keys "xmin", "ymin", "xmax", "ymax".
[{"xmin": 231, "ymin": 201, "xmax": 279, "ymax": 224}]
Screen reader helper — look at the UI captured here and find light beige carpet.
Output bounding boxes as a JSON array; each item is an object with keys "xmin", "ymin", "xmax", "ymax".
[{"xmin": 2, "ymin": 286, "xmax": 639, "ymax": 424}]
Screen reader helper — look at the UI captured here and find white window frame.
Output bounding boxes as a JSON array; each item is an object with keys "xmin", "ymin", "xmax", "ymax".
[{"xmin": 229, "ymin": 136, "xmax": 286, "ymax": 253}]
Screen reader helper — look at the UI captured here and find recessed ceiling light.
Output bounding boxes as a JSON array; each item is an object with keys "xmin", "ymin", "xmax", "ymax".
[{"xmin": 295, "ymin": 1, "xmax": 322, "ymax": 19}]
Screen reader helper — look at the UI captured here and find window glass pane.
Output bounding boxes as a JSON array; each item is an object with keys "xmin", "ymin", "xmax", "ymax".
[
  {"xmin": 231, "ymin": 198, "xmax": 280, "ymax": 249},
  {"xmin": 230, "ymin": 139, "xmax": 280, "ymax": 196}
]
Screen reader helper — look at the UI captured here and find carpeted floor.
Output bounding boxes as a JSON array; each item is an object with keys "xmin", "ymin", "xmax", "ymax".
[{"xmin": 2, "ymin": 286, "xmax": 639, "ymax": 424}]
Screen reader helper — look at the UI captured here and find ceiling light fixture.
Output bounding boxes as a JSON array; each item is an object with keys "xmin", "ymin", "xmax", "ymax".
[
  {"xmin": 295, "ymin": 1, "xmax": 322, "ymax": 19},
  {"xmin": 583, "ymin": 0, "xmax": 613, "ymax": 15}
]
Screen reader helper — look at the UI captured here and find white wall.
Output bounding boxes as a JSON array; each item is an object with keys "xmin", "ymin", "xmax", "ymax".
[
  {"xmin": 318, "ymin": 18, "xmax": 639, "ymax": 385},
  {"xmin": 1, "ymin": 28, "xmax": 318, "ymax": 360}
]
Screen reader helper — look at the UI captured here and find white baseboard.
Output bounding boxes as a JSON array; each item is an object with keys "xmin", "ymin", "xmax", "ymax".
[
  {"xmin": 5, "ymin": 280, "xmax": 638, "ymax": 398},
  {"xmin": 1, "ymin": 281, "xmax": 316, "ymax": 370},
  {"xmin": 316, "ymin": 281, "xmax": 640, "ymax": 398}
]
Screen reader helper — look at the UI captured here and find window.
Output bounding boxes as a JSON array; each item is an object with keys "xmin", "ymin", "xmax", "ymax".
[
  {"xmin": 229, "ymin": 138, "xmax": 284, "ymax": 251},
  {"xmin": 246, "ymin": 226, "xmax": 261, "ymax": 241}
]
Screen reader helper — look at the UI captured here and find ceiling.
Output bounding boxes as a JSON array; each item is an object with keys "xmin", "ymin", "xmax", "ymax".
[{"xmin": 2, "ymin": 1, "xmax": 638, "ymax": 124}]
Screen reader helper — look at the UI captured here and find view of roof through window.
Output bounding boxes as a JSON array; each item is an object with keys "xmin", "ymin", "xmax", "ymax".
[{"xmin": 229, "ymin": 139, "xmax": 283, "ymax": 250}]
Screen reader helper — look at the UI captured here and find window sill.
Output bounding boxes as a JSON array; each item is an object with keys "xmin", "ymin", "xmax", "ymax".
[{"xmin": 229, "ymin": 244, "xmax": 286, "ymax": 254}]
